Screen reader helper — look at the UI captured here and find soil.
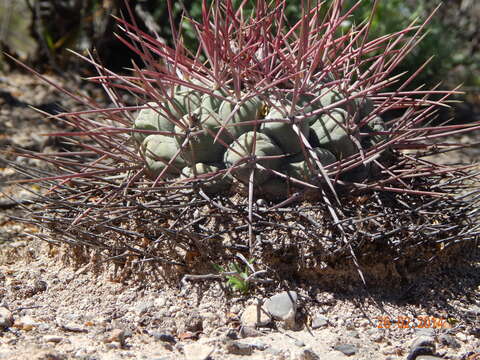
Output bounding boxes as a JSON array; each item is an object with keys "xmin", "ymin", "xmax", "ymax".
[{"xmin": 0, "ymin": 72, "xmax": 480, "ymax": 360}]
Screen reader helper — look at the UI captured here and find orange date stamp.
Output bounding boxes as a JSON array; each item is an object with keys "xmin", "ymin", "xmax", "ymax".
[{"xmin": 374, "ymin": 316, "xmax": 448, "ymax": 329}]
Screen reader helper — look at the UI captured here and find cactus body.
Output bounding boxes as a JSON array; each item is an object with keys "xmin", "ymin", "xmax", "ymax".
[
  {"xmin": 310, "ymin": 108, "xmax": 357, "ymax": 158},
  {"xmin": 142, "ymin": 134, "xmax": 186, "ymax": 177},
  {"xmin": 218, "ymin": 96, "xmax": 262, "ymax": 142},
  {"xmin": 175, "ymin": 110, "xmax": 227, "ymax": 164},
  {"xmin": 287, "ymin": 147, "xmax": 337, "ymax": 181},
  {"xmin": 364, "ymin": 116, "xmax": 387, "ymax": 146},
  {"xmin": 133, "ymin": 102, "xmax": 175, "ymax": 144},
  {"xmin": 261, "ymin": 103, "xmax": 310, "ymax": 154},
  {"xmin": 224, "ymin": 131, "xmax": 282, "ymax": 185}
]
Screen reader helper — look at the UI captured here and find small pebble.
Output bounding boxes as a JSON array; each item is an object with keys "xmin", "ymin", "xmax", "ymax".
[
  {"xmin": 347, "ymin": 330, "xmax": 359, "ymax": 338},
  {"xmin": 226, "ymin": 340, "xmax": 253, "ymax": 355},
  {"xmin": 151, "ymin": 332, "xmax": 176, "ymax": 344},
  {"xmin": 294, "ymin": 339, "xmax": 305, "ymax": 347},
  {"xmin": 241, "ymin": 304, "xmax": 271, "ymax": 327},
  {"xmin": 334, "ymin": 344, "xmax": 357, "ymax": 356},
  {"xmin": 264, "ymin": 291, "xmax": 298, "ymax": 322},
  {"xmin": 311, "ymin": 315, "xmax": 328, "ymax": 329},
  {"xmin": 239, "ymin": 326, "xmax": 263, "ymax": 338},
  {"xmin": 410, "ymin": 336, "xmax": 435, "ymax": 352},
  {"xmin": 103, "ymin": 329, "xmax": 126, "ymax": 346},
  {"xmin": 59, "ymin": 322, "xmax": 87, "ymax": 333},
  {"xmin": 44, "ymin": 335, "xmax": 64, "ymax": 344},
  {"xmin": 297, "ymin": 348, "xmax": 320, "ymax": 360},
  {"xmin": 0, "ymin": 307, "xmax": 13, "ymax": 329},
  {"xmin": 439, "ymin": 334, "xmax": 460, "ymax": 348},
  {"xmin": 183, "ymin": 343, "xmax": 214, "ymax": 360}
]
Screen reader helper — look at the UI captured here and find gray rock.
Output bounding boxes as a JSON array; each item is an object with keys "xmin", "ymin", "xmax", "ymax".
[
  {"xmin": 151, "ymin": 332, "xmax": 176, "ymax": 344},
  {"xmin": 226, "ymin": 341, "xmax": 253, "ymax": 355},
  {"xmin": 134, "ymin": 302, "xmax": 153, "ymax": 316},
  {"xmin": 347, "ymin": 330, "xmax": 360, "ymax": 338},
  {"xmin": 415, "ymin": 328, "xmax": 435, "ymax": 337},
  {"xmin": 369, "ymin": 330, "xmax": 384, "ymax": 343},
  {"xmin": 439, "ymin": 334, "xmax": 460, "ymax": 348},
  {"xmin": 264, "ymin": 291, "xmax": 298, "ymax": 321},
  {"xmin": 467, "ymin": 305, "xmax": 480, "ymax": 317},
  {"xmin": 59, "ymin": 321, "xmax": 87, "ymax": 333},
  {"xmin": 410, "ymin": 336, "xmax": 435, "ymax": 352},
  {"xmin": 240, "ymin": 304, "xmax": 271, "ymax": 327},
  {"xmin": 44, "ymin": 335, "xmax": 64, "ymax": 343},
  {"xmin": 184, "ymin": 315, "xmax": 203, "ymax": 332},
  {"xmin": 224, "ymin": 328, "xmax": 238, "ymax": 339},
  {"xmin": 294, "ymin": 339, "xmax": 305, "ymax": 347},
  {"xmin": 311, "ymin": 315, "xmax": 328, "ymax": 329},
  {"xmin": 414, "ymin": 356, "xmax": 444, "ymax": 360},
  {"xmin": 334, "ymin": 344, "xmax": 357, "ymax": 356},
  {"xmin": 103, "ymin": 329, "xmax": 126, "ymax": 347},
  {"xmin": 183, "ymin": 343, "xmax": 214, "ymax": 360},
  {"xmin": 406, "ymin": 347, "xmax": 435, "ymax": 360},
  {"xmin": 239, "ymin": 326, "xmax": 263, "ymax": 338},
  {"xmin": 297, "ymin": 348, "xmax": 320, "ymax": 360},
  {"xmin": 0, "ymin": 307, "xmax": 13, "ymax": 329}
]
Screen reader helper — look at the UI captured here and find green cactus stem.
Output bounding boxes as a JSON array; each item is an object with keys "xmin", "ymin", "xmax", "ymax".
[
  {"xmin": 260, "ymin": 102, "xmax": 310, "ymax": 154},
  {"xmin": 175, "ymin": 109, "xmax": 230, "ymax": 164},
  {"xmin": 142, "ymin": 134, "xmax": 186, "ymax": 178},
  {"xmin": 132, "ymin": 102, "xmax": 175, "ymax": 144},
  {"xmin": 217, "ymin": 96, "xmax": 262, "ymax": 142},
  {"xmin": 310, "ymin": 108, "xmax": 357, "ymax": 159},
  {"xmin": 224, "ymin": 131, "xmax": 283, "ymax": 185},
  {"xmin": 287, "ymin": 147, "xmax": 337, "ymax": 181}
]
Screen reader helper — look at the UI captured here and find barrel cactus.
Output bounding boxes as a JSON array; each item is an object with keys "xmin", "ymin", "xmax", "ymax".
[{"xmin": 11, "ymin": 0, "xmax": 480, "ymax": 286}]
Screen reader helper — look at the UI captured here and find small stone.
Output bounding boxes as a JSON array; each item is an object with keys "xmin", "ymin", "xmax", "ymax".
[
  {"xmin": 406, "ymin": 347, "xmax": 435, "ymax": 360},
  {"xmin": 184, "ymin": 315, "xmax": 203, "ymax": 332},
  {"xmin": 33, "ymin": 280, "xmax": 48, "ymax": 294},
  {"xmin": 294, "ymin": 339, "xmax": 305, "ymax": 347},
  {"xmin": 154, "ymin": 297, "xmax": 167, "ymax": 308},
  {"xmin": 467, "ymin": 305, "xmax": 480, "ymax": 317},
  {"xmin": 183, "ymin": 343, "xmax": 214, "ymax": 360},
  {"xmin": 334, "ymin": 344, "xmax": 357, "ymax": 356},
  {"xmin": 414, "ymin": 356, "xmax": 444, "ymax": 360},
  {"xmin": 241, "ymin": 304, "xmax": 271, "ymax": 327},
  {"xmin": 13, "ymin": 316, "xmax": 37, "ymax": 331},
  {"xmin": 370, "ymin": 330, "xmax": 384, "ymax": 343},
  {"xmin": 135, "ymin": 302, "xmax": 152, "ymax": 316},
  {"xmin": 34, "ymin": 350, "xmax": 66, "ymax": 360},
  {"xmin": 151, "ymin": 332, "xmax": 176, "ymax": 344},
  {"xmin": 456, "ymin": 332, "xmax": 468, "ymax": 342},
  {"xmin": 239, "ymin": 326, "xmax": 263, "ymax": 338},
  {"xmin": 59, "ymin": 322, "xmax": 87, "ymax": 333},
  {"xmin": 415, "ymin": 328, "xmax": 435, "ymax": 337},
  {"xmin": 224, "ymin": 328, "xmax": 238, "ymax": 339},
  {"xmin": 264, "ymin": 291, "xmax": 298, "ymax": 322},
  {"xmin": 103, "ymin": 329, "xmax": 126, "ymax": 346},
  {"xmin": 296, "ymin": 348, "xmax": 320, "ymax": 360},
  {"xmin": 439, "ymin": 334, "xmax": 460, "ymax": 348},
  {"xmin": 226, "ymin": 341, "xmax": 253, "ymax": 355},
  {"xmin": 347, "ymin": 330, "xmax": 359, "ymax": 338},
  {"xmin": 311, "ymin": 315, "xmax": 328, "ymax": 329},
  {"xmin": 44, "ymin": 335, "xmax": 64, "ymax": 343},
  {"xmin": 0, "ymin": 307, "xmax": 13, "ymax": 329},
  {"xmin": 410, "ymin": 336, "xmax": 435, "ymax": 352}
]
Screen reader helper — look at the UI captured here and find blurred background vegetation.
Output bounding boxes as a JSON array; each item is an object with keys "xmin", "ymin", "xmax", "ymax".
[{"xmin": 0, "ymin": 0, "xmax": 479, "ymax": 105}]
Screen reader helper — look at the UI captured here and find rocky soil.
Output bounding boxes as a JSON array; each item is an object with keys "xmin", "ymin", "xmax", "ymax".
[{"xmin": 0, "ymin": 72, "xmax": 480, "ymax": 360}]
